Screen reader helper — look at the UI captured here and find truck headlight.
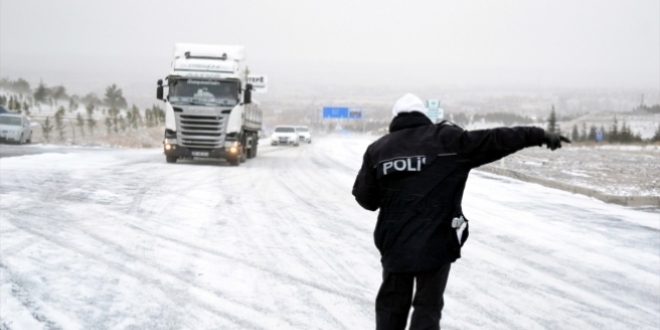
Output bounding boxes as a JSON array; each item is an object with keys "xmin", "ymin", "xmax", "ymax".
[{"xmin": 224, "ymin": 141, "xmax": 239, "ymax": 148}]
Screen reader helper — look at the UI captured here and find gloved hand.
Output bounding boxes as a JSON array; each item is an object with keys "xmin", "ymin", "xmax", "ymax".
[{"xmin": 543, "ymin": 132, "xmax": 571, "ymax": 150}]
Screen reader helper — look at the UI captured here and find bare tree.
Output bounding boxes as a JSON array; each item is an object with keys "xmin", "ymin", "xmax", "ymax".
[
  {"xmin": 76, "ymin": 113, "xmax": 86, "ymax": 138},
  {"xmin": 546, "ymin": 105, "xmax": 558, "ymax": 134},
  {"xmin": 51, "ymin": 85, "xmax": 68, "ymax": 104},
  {"xmin": 104, "ymin": 84, "xmax": 127, "ymax": 109},
  {"xmin": 105, "ymin": 117, "xmax": 112, "ymax": 135},
  {"xmin": 41, "ymin": 117, "xmax": 54, "ymax": 143},
  {"xmin": 54, "ymin": 106, "xmax": 66, "ymax": 141}
]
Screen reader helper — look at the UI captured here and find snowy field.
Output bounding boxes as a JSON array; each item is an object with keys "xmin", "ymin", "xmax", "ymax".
[
  {"xmin": 1, "ymin": 136, "xmax": 658, "ymax": 329},
  {"xmin": 483, "ymin": 143, "xmax": 660, "ymax": 197}
]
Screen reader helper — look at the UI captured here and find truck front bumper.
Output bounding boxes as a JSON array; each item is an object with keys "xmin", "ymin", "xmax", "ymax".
[{"xmin": 164, "ymin": 145, "xmax": 240, "ymax": 161}]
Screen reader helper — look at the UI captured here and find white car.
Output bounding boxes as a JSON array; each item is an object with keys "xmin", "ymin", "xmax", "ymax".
[
  {"xmin": 0, "ymin": 113, "xmax": 32, "ymax": 144},
  {"xmin": 271, "ymin": 126, "xmax": 300, "ymax": 146},
  {"xmin": 295, "ymin": 126, "xmax": 312, "ymax": 144}
]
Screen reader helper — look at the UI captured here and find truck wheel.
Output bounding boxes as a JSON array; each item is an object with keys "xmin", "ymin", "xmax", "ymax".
[
  {"xmin": 248, "ymin": 135, "xmax": 258, "ymax": 158},
  {"xmin": 166, "ymin": 156, "xmax": 177, "ymax": 163},
  {"xmin": 240, "ymin": 147, "xmax": 247, "ymax": 163},
  {"xmin": 246, "ymin": 138, "xmax": 254, "ymax": 159},
  {"xmin": 251, "ymin": 141, "xmax": 258, "ymax": 158}
]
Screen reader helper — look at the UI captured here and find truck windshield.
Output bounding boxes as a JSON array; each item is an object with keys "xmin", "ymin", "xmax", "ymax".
[
  {"xmin": 169, "ymin": 79, "xmax": 238, "ymax": 106},
  {"xmin": 0, "ymin": 116, "xmax": 22, "ymax": 126}
]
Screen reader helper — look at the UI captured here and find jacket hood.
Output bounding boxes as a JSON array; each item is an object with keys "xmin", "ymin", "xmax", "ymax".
[
  {"xmin": 392, "ymin": 93, "xmax": 427, "ymax": 117},
  {"xmin": 389, "ymin": 112, "xmax": 433, "ymax": 133}
]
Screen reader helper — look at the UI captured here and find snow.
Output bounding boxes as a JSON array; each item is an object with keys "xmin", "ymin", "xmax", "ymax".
[
  {"xmin": 1, "ymin": 136, "xmax": 659, "ymax": 329},
  {"xmin": 489, "ymin": 144, "xmax": 660, "ymax": 197},
  {"xmin": 591, "ymin": 144, "xmax": 660, "ymax": 152},
  {"xmin": 561, "ymin": 170, "xmax": 591, "ymax": 178}
]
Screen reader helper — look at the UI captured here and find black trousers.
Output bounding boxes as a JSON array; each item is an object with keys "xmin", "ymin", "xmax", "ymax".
[{"xmin": 375, "ymin": 263, "xmax": 451, "ymax": 330}]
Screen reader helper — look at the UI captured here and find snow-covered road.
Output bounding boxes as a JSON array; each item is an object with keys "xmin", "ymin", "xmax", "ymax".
[{"xmin": 1, "ymin": 136, "xmax": 658, "ymax": 329}]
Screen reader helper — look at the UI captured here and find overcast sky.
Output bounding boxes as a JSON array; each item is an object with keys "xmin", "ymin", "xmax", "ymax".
[{"xmin": 1, "ymin": 0, "xmax": 658, "ymax": 94}]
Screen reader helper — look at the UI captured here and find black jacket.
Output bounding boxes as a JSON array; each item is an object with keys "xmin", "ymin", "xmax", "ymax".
[{"xmin": 352, "ymin": 112, "xmax": 545, "ymax": 272}]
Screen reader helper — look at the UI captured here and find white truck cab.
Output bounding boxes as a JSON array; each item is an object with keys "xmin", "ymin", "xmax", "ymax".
[{"xmin": 157, "ymin": 43, "xmax": 263, "ymax": 166}]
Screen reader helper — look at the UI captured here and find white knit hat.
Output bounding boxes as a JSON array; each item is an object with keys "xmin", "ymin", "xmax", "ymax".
[{"xmin": 392, "ymin": 93, "xmax": 427, "ymax": 117}]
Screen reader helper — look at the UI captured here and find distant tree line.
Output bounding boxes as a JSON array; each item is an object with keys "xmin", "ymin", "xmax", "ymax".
[
  {"xmin": 0, "ymin": 77, "xmax": 31, "ymax": 94},
  {"xmin": 632, "ymin": 104, "xmax": 660, "ymax": 114},
  {"xmin": 548, "ymin": 104, "xmax": 653, "ymax": 143},
  {"xmin": 449, "ymin": 104, "xmax": 658, "ymax": 144},
  {"xmin": 0, "ymin": 77, "xmax": 130, "ymax": 113},
  {"xmin": 41, "ymin": 103, "xmax": 165, "ymax": 143},
  {"xmin": 566, "ymin": 116, "xmax": 652, "ymax": 143},
  {"xmin": 1, "ymin": 76, "xmax": 166, "ymax": 143},
  {"xmin": 0, "ymin": 94, "xmax": 32, "ymax": 115}
]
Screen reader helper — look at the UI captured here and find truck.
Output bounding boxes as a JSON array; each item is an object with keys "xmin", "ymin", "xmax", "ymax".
[{"xmin": 156, "ymin": 43, "xmax": 263, "ymax": 166}]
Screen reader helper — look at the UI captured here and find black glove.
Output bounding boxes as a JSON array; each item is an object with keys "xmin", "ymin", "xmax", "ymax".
[{"xmin": 543, "ymin": 132, "xmax": 571, "ymax": 150}]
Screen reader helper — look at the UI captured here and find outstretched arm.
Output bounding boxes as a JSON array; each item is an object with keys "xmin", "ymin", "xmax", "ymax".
[{"xmin": 456, "ymin": 126, "xmax": 569, "ymax": 168}]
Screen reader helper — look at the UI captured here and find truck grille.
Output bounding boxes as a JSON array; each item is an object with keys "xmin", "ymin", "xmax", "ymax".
[{"xmin": 177, "ymin": 113, "xmax": 226, "ymax": 149}]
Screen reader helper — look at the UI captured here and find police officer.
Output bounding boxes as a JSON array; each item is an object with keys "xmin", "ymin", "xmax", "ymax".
[{"xmin": 352, "ymin": 94, "xmax": 569, "ymax": 330}]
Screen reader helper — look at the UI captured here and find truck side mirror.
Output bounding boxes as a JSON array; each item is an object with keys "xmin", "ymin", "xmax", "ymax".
[
  {"xmin": 244, "ymin": 84, "xmax": 252, "ymax": 104},
  {"xmin": 156, "ymin": 79, "xmax": 164, "ymax": 100}
]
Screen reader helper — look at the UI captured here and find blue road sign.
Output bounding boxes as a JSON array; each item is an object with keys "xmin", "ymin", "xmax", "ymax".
[
  {"xmin": 323, "ymin": 107, "xmax": 349, "ymax": 118},
  {"xmin": 349, "ymin": 108, "xmax": 362, "ymax": 119},
  {"xmin": 323, "ymin": 107, "xmax": 362, "ymax": 119}
]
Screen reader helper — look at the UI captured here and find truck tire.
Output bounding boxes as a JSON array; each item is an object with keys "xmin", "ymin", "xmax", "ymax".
[
  {"xmin": 251, "ymin": 140, "xmax": 258, "ymax": 158},
  {"xmin": 246, "ymin": 138, "xmax": 254, "ymax": 159},
  {"xmin": 247, "ymin": 134, "xmax": 258, "ymax": 159},
  {"xmin": 166, "ymin": 156, "xmax": 177, "ymax": 163}
]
